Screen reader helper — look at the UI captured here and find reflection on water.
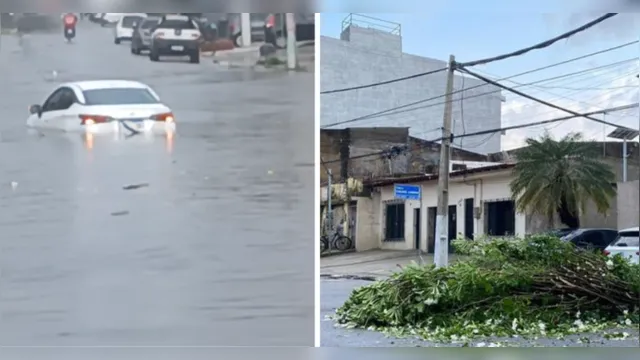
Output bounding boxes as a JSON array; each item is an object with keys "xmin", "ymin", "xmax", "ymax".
[
  {"xmin": 166, "ymin": 131, "xmax": 174, "ymax": 154},
  {"xmin": 83, "ymin": 133, "xmax": 94, "ymax": 150}
]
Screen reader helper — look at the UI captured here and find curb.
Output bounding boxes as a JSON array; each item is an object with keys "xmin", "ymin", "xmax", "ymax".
[{"xmin": 320, "ymin": 274, "xmax": 379, "ymax": 281}]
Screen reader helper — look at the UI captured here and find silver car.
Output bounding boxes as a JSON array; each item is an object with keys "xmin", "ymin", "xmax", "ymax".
[{"xmin": 130, "ymin": 16, "xmax": 161, "ymax": 54}]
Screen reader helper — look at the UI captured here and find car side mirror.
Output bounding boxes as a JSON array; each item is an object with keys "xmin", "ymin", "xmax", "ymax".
[{"xmin": 29, "ymin": 104, "xmax": 42, "ymax": 117}]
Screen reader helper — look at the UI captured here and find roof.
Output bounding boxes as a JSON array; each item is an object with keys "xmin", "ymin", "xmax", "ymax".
[
  {"xmin": 65, "ymin": 80, "xmax": 150, "ymax": 91},
  {"xmin": 366, "ymin": 163, "xmax": 515, "ymax": 187}
]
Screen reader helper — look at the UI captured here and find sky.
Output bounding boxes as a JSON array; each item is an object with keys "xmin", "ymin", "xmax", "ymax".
[{"xmin": 320, "ymin": 12, "xmax": 640, "ymax": 150}]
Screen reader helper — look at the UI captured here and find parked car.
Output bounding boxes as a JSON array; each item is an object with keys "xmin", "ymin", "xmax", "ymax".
[
  {"xmin": 130, "ymin": 16, "xmax": 161, "ymax": 54},
  {"xmin": 604, "ymin": 227, "xmax": 639, "ymax": 264},
  {"xmin": 560, "ymin": 228, "xmax": 619, "ymax": 251},
  {"xmin": 264, "ymin": 13, "xmax": 315, "ymax": 48},
  {"xmin": 148, "ymin": 14, "xmax": 201, "ymax": 64},
  {"xmin": 228, "ymin": 13, "xmax": 269, "ymax": 47},
  {"xmin": 114, "ymin": 13, "xmax": 146, "ymax": 44}
]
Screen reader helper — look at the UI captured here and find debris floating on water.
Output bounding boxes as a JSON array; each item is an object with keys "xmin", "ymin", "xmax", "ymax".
[
  {"xmin": 10, "ymin": 181, "xmax": 18, "ymax": 190},
  {"xmin": 122, "ymin": 183, "xmax": 149, "ymax": 190},
  {"xmin": 111, "ymin": 210, "xmax": 130, "ymax": 216}
]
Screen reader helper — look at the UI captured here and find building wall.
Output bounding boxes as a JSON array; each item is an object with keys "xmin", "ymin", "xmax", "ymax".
[
  {"xmin": 320, "ymin": 128, "xmax": 489, "ymax": 183},
  {"xmin": 618, "ymin": 180, "xmax": 639, "ymax": 229},
  {"xmin": 371, "ymin": 169, "xmax": 525, "ymax": 251},
  {"xmin": 320, "ymin": 26, "xmax": 503, "ymax": 155}
]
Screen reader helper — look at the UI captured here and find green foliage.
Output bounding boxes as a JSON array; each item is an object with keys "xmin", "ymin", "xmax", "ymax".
[
  {"xmin": 335, "ymin": 235, "xmax": 639, "ymax": 341},
  {"xmin": 509, "ymin": 132, "xmax": 617, "ymax": 224}
]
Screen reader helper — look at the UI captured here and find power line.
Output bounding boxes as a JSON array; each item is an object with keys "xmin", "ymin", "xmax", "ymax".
[
  {"xmin": 456, "ymin": 66, "xmax": 626, "ymax": 128},
  {"xmin": 322, "ymin": 103, "xmax": 638, "ymax": 164},
  {"xmin": 322, "ymin": 57, "xmax": 636, "ymax": 128},
  {"xmin": 372, "ymin": 61, "xmax": 637, "ymax": 125},
  {"xmin": 459, "ymin": 13, "xmax": 618, "ymax": 67},
  {"xmin": 320, "ymin": 67, "xmax": 448, "ymax": 95},
  {"xmin": 320, "ymin": 41, "xmax": 636, "ymax": 129}
]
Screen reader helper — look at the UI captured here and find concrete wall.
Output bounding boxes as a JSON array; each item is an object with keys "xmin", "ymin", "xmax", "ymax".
[
  {"xmin": 320, "ymin": 26, "xmax": 503, "ymax": 155},
  {"xmin": 371, "ymin": 169, "xmax": 525, "ymax": 251},
  {"xmin": 618, "ymin": 180, "xmax": 639, "ymax": 229}
]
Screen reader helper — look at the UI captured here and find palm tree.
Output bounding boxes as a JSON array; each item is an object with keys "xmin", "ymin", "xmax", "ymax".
[{"xmin": 510, "ymin": 132, "xmax": 617, "ymax": 229}]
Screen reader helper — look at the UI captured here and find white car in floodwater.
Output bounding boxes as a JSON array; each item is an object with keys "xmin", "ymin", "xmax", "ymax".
[
  {"xmin": 26, "ymin": 80, "xmax": 176, "ymax": 135},
  {"xmin": 604, "ymin": 227, "xmax": 639, "ymax": 264}
]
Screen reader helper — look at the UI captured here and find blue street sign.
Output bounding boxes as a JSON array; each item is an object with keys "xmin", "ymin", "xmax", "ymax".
[{"xmin": 394, "ymin": 184, "xmax": 421, "ymax": 200}]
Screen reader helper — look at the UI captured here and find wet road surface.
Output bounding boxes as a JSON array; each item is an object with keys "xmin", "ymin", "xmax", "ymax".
[{"xmin": 0, "ymin": 23, "xmax": 314, "ymax": 346}]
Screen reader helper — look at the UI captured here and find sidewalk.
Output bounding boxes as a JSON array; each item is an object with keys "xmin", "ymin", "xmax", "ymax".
[
  {"xmin": 212, "ymin": 42, "xmax": 314, "ymax": 71},
  {"xmin": 320, "ymin": 250, "xmax": 430, "ymax": 280}
]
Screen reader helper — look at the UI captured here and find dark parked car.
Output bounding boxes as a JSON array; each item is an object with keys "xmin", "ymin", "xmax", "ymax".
[
  {"xmin": 560, "ymin": 228, "xmax": 619, "ymax": 251},
  {"xmin": 264, "ymin": 13, "xmax": 315, "ymax": 48}
]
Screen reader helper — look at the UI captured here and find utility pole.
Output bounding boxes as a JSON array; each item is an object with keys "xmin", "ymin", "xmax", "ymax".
[
  {"xmin": 434, "ymin": 55, "xmax": 456, "ymax": 268},
  {"xmin": 326, "ymin": 168, "xmax": 333, "ymax": 235},
  {"xmin": 240, "ymin": 13, "xmax": 251, "ymax": 47},
  {"xmin": 285, "ymin": 13, "xmax": 297, "ymax": 70}
]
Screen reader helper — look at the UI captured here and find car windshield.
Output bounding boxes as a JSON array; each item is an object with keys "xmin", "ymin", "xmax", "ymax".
[
  {"xmin": 82, "ymin": 88, "xmax": 159, "ymax": 105},
  {"xmin": 159, "ymin": 19, "xmax": 196, "ymax": 29},
  {"xmin": 122, "ymin": 16, "xmax": 143, "ymax": 28},
  {"xmin": 142, "ymin": 19, "xmax": 159, "ymax": 29},
  {"xmin": 613, "ymin": 231, "xmax": 639, "ymax": 247}
]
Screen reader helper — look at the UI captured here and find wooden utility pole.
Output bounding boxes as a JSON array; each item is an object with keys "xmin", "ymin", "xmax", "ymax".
[{"xmin": 434, "ymin": 55, "xmax": 456, "ymax": 268}]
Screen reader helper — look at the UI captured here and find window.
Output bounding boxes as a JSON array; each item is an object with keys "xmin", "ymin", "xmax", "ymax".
[
  {"xmin": 575, "ymin": 230, "xmax": 605, "ymax": 249},
  {"xmin": 42, "ymin": 88, "xmax": 76, "ymax": 112},
  {"xmin": 142, "ymin": 19, "xmax": 159, "ymax": 29},
  {"xmin": 613, "ymin": 231, "xmax": 639, "ymax": 247},
  {"xmin": 82, "ymin": 88, "xmax": 159, "ymax": 105},
  {"xmin": 159, "ymin": 19, "xmax": 196, "ymax": 29},
  {"xmin": 122, "ymin": 16, "xmax": 143, "ymax": 28},
  {"xmin": 384, "ymin": 203, "xmax": 405, "ymax": 241}
]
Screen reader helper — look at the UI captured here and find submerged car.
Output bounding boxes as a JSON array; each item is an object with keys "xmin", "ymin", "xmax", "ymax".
[{"xmin": 26, "ymin": 80, "xmax": 175, "ymax": 136}]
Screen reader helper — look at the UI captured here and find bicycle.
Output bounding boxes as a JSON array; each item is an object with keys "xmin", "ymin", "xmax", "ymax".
[{"xmin": 320, "ymin": 231, "xmax": 352, "ymax": 253}]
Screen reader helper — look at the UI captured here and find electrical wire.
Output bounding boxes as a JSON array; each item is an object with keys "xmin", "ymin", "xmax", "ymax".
[
  {"xmin": 322, "ymin": 103, "xmax": 638, "ymax": 164},
  {"xmin": 320, "ymin": 67, "xmax": 448, "ymax": 94},
  {"xmin": 458, "ymin": 13, "xmax": 618, "ymax": 67},
  {"xmin": 322, "ymin": 58, "xmax": 636, "ymax": 128},
  {"xmin": 321, "ymin": 41, "xmax": 637, "ymax": 129},
  {"xmin": 380, "ymin": 62, "xmax": 638, "ymax": 127},
  {"xmin": 473, "ymin": 67, "xmax": 635, "ymax": 120},
  {"xmin": 457, "ymin": 66, "xmax": 628, "ymax": 128}
]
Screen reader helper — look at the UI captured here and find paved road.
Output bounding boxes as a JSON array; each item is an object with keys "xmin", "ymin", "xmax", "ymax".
[
  {"xmin": 321, "ymin": 280, "xmax": 640, "ymax": 347},
  {"xmin": 0, "ymin": 23, "xmax": 314, "ymax": 346}
]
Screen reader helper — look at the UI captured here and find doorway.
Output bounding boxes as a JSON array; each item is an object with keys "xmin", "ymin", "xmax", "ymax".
[
  {"xmin": 427, "ymin": 207, "xmax": 436, "ymax": 253},
  {"xmin": 464, "ymin": 198, "xmax": 474, "ymax": 240},
  {"xmin": 448, "ymin": 205, "xmax": 457, "ymax": 253},
  {"xmin": 485, "ymin": 200, "xmax": 516, "ymax": 236},
  {"xmin": 413, "ymin": 208, "xmax": 421, "ymax": 250}
]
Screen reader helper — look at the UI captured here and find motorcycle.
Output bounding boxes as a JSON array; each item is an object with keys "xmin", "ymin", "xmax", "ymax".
[{"xmin": 64, "ymin": 26, "xmax": 75, "ymax": 42}]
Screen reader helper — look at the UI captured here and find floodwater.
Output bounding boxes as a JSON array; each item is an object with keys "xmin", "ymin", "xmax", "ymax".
[{"xmin": 0, "ymin": 23, "xmax": 314, "ymax": 346}]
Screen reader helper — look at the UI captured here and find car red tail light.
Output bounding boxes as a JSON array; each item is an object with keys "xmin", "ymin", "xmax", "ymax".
[
  {"xmin": 79, "ymin": 115, "xmax": 112, "ymax": 125},
  {"xmin": 151, "ymin": 112, "xmax": 174, "ymax": 122},
  {"xmin": 603, "ymin": 250, "xmax": 610, "ymax": 256}
]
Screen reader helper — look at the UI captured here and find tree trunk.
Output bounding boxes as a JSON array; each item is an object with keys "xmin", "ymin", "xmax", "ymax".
[{"xmin": 557, "ymin": 195, "xmax": 579, "ymax": 228}]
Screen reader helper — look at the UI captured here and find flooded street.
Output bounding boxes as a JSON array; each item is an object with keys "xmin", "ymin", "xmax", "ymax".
[{"xmin": 0, "ymin": 23, "xmax": 314, "ymax": 346}]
